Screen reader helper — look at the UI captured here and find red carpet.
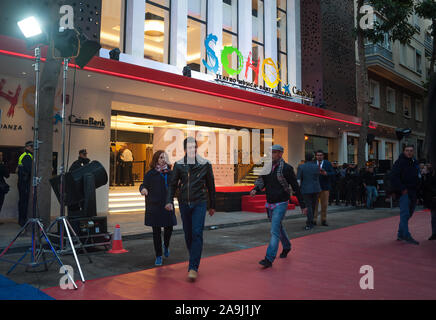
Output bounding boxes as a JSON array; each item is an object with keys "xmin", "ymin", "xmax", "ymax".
[
  {"xmin": 215, "ymin": 186, "xmax": 254, "ymax": 193},
  {"xmin": 242, "ymin": 195, "xmax": 299, "ymax": 213},
  {"xmin": 43, "ymin": 211, "xmax": 436, "ymax": 300}
]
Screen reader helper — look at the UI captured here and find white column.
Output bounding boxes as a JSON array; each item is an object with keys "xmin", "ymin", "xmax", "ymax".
[
  {"xmin": 287, "ymin": 0, "xmax": 301, "ymax": 88},
  {"xmin": 287, "ymin": 123, "xmax": 305, "ymax": 168},
  {"xmin": 393, "ymin": 141, "xmax": 400, "ymax": 160},
  {"xmin": 238, "ymin": 0, "xmax": 252, "ymax": 81},
  {"xmin": 207, "ymin": 0, "xmax": 223, "ymax": 75},
  {"xmin": 339, "ymin": 132, "xmax": 348, "ymax": 164},
  {"xmin": 170, "ymin": 0, "xmax": 188, "ymax": 70},
  {"xmin": 365, "ymin": 143, "xmax": 369, "ymax": 162},
  {"xmin": 379, "ymin": 139, "xmax": 386, "ymax": 160},
  {"xmin": 125, "ymin": 0, "xmax": 146, "ymax": 58},
  {"xmin": 264, "ymin": 0, "xmax": 277, "ymax": 63}
]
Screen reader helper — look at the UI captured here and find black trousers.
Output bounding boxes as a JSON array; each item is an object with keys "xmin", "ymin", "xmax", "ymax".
[
  {"xmin": 303, "ymin": 193, "xmax": 319, "ymax": 226},
  {"xmin": 152, "ymin": 226, "xmax": 173, "ymax": 257},
  {"xmin": 18, "ymin": 182, "xmax": 30, "ymax": 227},
  {"xmin": 329, "ymin": 184, "xmax": 340, "ymax": 204},
  {"xmin": 0, "ymin": 192, "xmax": 5, "ymax": 214},
  {"xmin": 122, "ymin": 163, "xmax": 133, "ymax": 186},
  {"xmin": 345, "ymin": 183, "xmax": 357, "ymax": 206}
]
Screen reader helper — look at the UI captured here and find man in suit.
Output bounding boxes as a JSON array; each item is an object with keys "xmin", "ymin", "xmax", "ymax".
[
  {"xmin": 297, "ymin": 153, "xmax": 321, "ymax": 230},
  {"xmin": 313, "ymin": 150, "xmax": 334, "ymax": 226}
]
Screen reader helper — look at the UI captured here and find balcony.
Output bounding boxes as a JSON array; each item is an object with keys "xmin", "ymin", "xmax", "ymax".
[
  {"xmin": 424, "ymin": 35, "xmax": 433, "ymax": 56},
  {"xmin": 365, "ymin": 43, "xmax": 395, "ymax": 72}
]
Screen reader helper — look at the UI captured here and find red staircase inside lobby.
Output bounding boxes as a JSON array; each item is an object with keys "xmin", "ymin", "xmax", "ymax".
[{"xmin": 241, "ymin": 195, "xmax": 297, "ymax": 213}]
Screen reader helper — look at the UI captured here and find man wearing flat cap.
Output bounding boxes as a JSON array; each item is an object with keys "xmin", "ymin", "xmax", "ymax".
[
  {"xmin": 17, "ymin": 141, "xmax": 34, "ymax": 226},
  {"xmin": 251, "ymin": 144, "xmax": 307, "ymax": 268},
  {"xmin": 69, "ymin": 149, "xmax": 90, "ymax": 173}
]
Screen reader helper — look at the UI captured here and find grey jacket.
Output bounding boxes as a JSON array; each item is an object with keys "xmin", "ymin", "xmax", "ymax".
[{"xmin": 297, "ymin": 162, "xmax": 322, "ymax": 195}]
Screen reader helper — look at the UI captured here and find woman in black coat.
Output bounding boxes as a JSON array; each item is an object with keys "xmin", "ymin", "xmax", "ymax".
[
  {"xmin": 140, "ymin": 150, "xmax": 177, "ymax": 266},
  {"xmin": 422, "ymin": 164, "xmax": 436, "ymax": 240}
]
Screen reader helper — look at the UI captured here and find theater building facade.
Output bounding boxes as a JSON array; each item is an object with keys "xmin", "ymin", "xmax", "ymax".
[{"xmin": 0, "ymin": 0, "xmax": 400, "ymax": 220}]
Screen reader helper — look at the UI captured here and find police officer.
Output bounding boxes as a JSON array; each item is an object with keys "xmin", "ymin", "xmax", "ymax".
[{"xmin": 17, "ymin": 141, "xmax": 33, "ymax": 227}]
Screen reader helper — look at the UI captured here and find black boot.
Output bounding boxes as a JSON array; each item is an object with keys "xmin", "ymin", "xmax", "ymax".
[
  {"xmin": 259, "ymin": 258, "xmax": 272, "ymax": 268},
  {"xmin": 280, "ymin": 248, "xmax": 291, "ymax": 258}
]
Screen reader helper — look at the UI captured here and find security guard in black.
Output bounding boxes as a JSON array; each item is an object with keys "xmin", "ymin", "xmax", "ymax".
[{"xmin": 17, "ymin": 141, "xmax": 33, "ymax": 227}]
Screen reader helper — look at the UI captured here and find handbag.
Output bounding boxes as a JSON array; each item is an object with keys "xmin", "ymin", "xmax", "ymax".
[{"xmin": 0, "ymin": 181, "xmax": 9, "ymax": 194}]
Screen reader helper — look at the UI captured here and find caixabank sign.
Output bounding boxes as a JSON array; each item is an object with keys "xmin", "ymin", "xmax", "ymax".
[{"xmin": 68, "ymin": 114, "xmax": 105, "ymax": 129}]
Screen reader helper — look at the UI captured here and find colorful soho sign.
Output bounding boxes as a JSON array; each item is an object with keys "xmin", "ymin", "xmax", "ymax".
[{"xmin": 201, "ymin": 33, "xmax": 313, "ymax": 99}]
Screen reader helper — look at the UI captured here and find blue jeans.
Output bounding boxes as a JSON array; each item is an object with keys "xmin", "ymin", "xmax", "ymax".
[
  {"xmin": 366, "ymin": 186, "xmax": 378, "ymax": 208},
  {"xmin": 265, "ymin": 202, "xmax": 291, "ymax": 263},
  {"xmin": 398, "ymin": 193, "xmax": 417, "ymax": 239},
  {"xmin": 179, "ymin": 201, "xmax": 207, "ymax": 272}
]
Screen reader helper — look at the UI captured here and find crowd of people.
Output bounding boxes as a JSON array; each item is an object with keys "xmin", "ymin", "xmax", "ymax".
[
  {"xmin": 0, "ymin": 139, "xmax": 434, "ymax": 281},
  {"xmin": 110, "ymin": 145, "xmax": 134, "ymax": 187}
]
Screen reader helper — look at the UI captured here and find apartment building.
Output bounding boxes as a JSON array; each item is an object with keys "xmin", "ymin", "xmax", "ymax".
[{"xmin": 363, "ymin": 4, "xmax": 433, "ymax": 165}]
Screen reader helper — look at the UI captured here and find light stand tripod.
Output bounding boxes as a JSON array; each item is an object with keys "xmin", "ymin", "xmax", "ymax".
[
  {"xmin": 0, "ymin": 48, "xmax": 77, "ymax": 289},
  {"xmin": 45, "ymin": 58, "xmax": 92, "ymax": 284}
]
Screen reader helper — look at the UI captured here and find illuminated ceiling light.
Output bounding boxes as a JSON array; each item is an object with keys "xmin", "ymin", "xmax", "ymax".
[
  {"xmin": 187, "ymin": 52, "xmax": 201, "ymax": 62},
  {"xmin": 133, "ymin": 122, "xmax": 157, "ymax": 126},
  {"xmin": 144, "ymin": 20, "xmax": 164, "ymax": 37},
  {"xmin": 17, "ymin": 16, "xmax": 42, "ymax": 38},
  {"xmin": 305, "ymin": 136, "xmax": 309, "ymax": 141}
]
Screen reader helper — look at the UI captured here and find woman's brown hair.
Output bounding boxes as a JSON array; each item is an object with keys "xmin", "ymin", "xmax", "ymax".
[{"xmin": 150, "ymin": 150, "xmax": 171, "ymax": 169}]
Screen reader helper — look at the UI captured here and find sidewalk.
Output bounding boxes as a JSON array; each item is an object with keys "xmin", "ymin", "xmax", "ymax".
[{"xmin": 0, "ymin": 204, "xmax": 358, "ymax": 250}]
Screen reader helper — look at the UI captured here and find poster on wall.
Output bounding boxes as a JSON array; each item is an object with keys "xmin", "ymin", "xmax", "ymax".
[
  {"xmin": 0, "ymin": 74, "xmax": 64, "ymax": 147},
  {"xmin": 153, "ymin": 127, "xmax": 235, "ymax": 186}
]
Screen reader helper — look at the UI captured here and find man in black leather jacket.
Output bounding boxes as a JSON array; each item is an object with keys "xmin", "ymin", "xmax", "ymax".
[{"xmin": 165, "ymin": 137, "xmax": 215, "ymax": 281}]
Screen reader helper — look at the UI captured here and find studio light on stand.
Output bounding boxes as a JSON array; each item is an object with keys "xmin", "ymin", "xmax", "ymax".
[
  {"xmin": 0, "ymin": 16, "xmax": 76, "ymax": 288},
  {"xmin": 44, "ymin": 26, "xmax": 101, "ymax": 284},
  {"xmin": 396, "ymin": 128, "xmax": 412, "ymax": 142}
]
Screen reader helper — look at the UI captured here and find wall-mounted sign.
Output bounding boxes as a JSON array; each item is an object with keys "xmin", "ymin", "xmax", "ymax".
[
  {"xmin": 202, "ymin": 33, "xmax": 314, "ymax": 101},
  {"xmin": 68, "ymin": 114, "xmax": 105, "ymax": 129},
  {"xmin": 0, "ymin": 123, "xmax": 23, "ymax": 131},
  {"xmin": 215, "ymin": 74, "xmax": 314, "ymax": 101}
]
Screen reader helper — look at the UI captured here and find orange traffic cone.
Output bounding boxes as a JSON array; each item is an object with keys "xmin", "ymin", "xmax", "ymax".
[{"xmin": 108, "ymin": 224, "xmax": 128, "ymax": 254}]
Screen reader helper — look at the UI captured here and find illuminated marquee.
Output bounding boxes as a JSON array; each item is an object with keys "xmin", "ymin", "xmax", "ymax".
[{"xmin": 202, "ymin": 33, "xmax": 314, "ymax": 100}]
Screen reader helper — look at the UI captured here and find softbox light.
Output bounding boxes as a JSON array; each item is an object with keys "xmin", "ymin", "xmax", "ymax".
[
  {"xmin": 74, "ymin": 33, "xmax": 101, "ymax": 68},
  {"xmin": 50, "ymin": 160, "xmax": 108, "ymax": 217}
]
